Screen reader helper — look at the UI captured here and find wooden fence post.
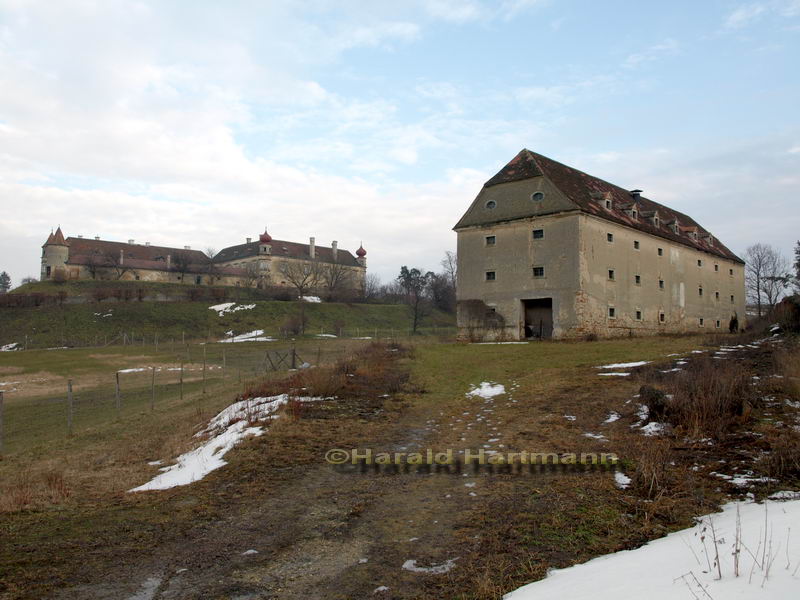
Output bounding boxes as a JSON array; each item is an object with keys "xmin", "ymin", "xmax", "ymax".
[
  {"xmin": 180, "ymin": 362, "xmax": 184, "ymax": 401},
  {"xmin": 202, "ymin": 346, "xmax": 207, "ymax": 394},
  {"xmin": 67, "ymin": 379, "xmax": 74, "ymax": 436},
  {"xmin": 115, "ymin": 372, "xmax": 121, "ymax": 420},
  {"xmin": 291, "ymin": 346, "xmax": 297, "ymax": 369},
  {"xmin": 150, "ymin": 367, "xmax": 156, "ymax": 411},
  {"xmin": 0, "ymin": 391, "xmax": 4, "ymax": 454}
]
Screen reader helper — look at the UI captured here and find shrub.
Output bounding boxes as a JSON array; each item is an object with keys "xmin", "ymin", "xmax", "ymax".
[{"xmin": 281, "ymin": 312, "xmax": 308, "ymax": 335}]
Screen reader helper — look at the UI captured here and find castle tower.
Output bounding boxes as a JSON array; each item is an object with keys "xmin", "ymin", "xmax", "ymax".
[
  {"xmin": 41, "ymin": 227, "xmax": 70, "ymax": 280},
  {"xmin": 258, "ymin": 227, "xmax": 272, "ymax": 255},
  {"xmin": 356, "ymin": 243, "xmax": 367, "ymax": 268}
]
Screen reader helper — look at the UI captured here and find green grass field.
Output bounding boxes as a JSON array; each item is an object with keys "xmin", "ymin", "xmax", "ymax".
[{"xmin": 0, "ymin": 298, "xmax": 455, "ymax": 349}]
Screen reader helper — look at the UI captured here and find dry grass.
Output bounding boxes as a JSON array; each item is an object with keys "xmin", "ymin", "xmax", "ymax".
[
  {"xmin": 663, "ymin": 357, "xmax": 756, "ymax": 439},
  {"xmin": 774, "ymin": 348, "xmax": 800, "ymax": 399},
  {"xmin": 760, "ymin": 430, "xmax": 800, "ymax": 479}
]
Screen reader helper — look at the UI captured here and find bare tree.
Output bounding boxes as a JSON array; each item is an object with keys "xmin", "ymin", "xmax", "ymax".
[
  {"xmin": 172, "ymin": 250, "xmax": 194, "ymax": 284},
  {"xmin": 795, "ymin": 241, "xmax": 800, "ymax": 292},
  {"xmin": 397, "ymin": 266, "xmax": 433, "ymax": 333},
  {"xmin": 281, "ymin": 260, "xmax": 323, "ymax": 298},
  {"xmin": 745, "ymin": 243, "xmax": 789, "ymax": 317},
  {"xmin": 321, "ymin": 262, "xmax": 352, "ymax": 300},
  {"xmin": 441, "ymin": 250, "xmax": 457, "ymax": 288},
  {"xmin": 103, "ymin": 249, "xmax": 134, "ymax": 280},
  {"xmin": 85, "ymin": 250, "xmax": 110, "ymax": 280},
  {"xmin": 363, "ymin": 272, "xmax": 381, "ymax": 302},
  {"xmin": 241, "ymin": 262, "xmax": 262, "ymax": 288}
]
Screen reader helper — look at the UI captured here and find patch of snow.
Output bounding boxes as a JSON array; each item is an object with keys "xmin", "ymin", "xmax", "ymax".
[
  {"xmin": 242, "ymin": 549, "xmax": 258, "ymax": 556},
  {"xmin": 614, "ymin": 471, "xmax": 631, "ymax": 489},
  {"xmin": 710, "ymin": 471, "xmax": 777, "ymax": 487},
  {"xmin": 373, "ymin": 586, "xmax": 389, "ymax": 593},
  {"xmin": 209, "ymin": 302, "xmax": 256, "ymax": 317},
  {"xmin": 583, "ymin": 432, "xmax": 608, "ymax": 441},
  {"xmin": 603, "ymin": 412, "xmax": 620, "ymax": 424},
  {"xmin": 473, "ymin": 341, "xmax": 529, "ymax": 345},
  {"xmin": 147, "ymin": 460, "xmax": 163, "ymax": 466},
  {"xmin": 0, "ymin": 343, "xmax": 19, "ymax": 352},
  {"xmin": 130, "ymin": 394, "xmax": 322, "ymax": 492},
  {"xmin": 219, "ymin": 330, "xmax": 276, "ymax": 343},
  {"xmin": 118, "ymin": 367, "xmax": 149, "ymax": 374},
  {"xmin": 301, "ymin": 296, "xmax": 322, "ymax": 303},
  {"xmin": 596, "ymin": 361, "xmax": 650, "ymax": 369},
  {"xmin": 466, "ymin": 382, "xmax": 506, "ymax": 399},
  {"xmin": 505, "ymin": 499, "xmax": 800, "ymax": 600},
  {"xmin": 563, "ymin": 415, "xmax": 576, "ymax": 421},
  {"xmin": 464, "ymin": 482, "xmax": 476, "ymax": 488},
  {"xmin": 769, "ymin": 490, "xmax": 800, "ymax": 500},
  {"xmin": 598, "ymin": 372, "xmax": 631, "ymax": 377},
  {"xmin": 316, "ymin": 333, "xmax": 337, "ymax": 338},
  {"xmin": 641, "ymin": 422, "xmax": 667, "ymax": 436},
  {"xmin": 402, "ymin": 558, "xmax": 458, "ymax": 575}
]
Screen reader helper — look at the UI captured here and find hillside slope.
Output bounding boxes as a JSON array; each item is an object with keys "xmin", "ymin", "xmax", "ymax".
[{"xmin": 0, "ymin": 300, "xmax": 455, "ymax": 348}]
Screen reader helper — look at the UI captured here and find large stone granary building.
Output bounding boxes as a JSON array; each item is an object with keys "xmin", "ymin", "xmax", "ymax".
[
  {"xmin": 454, "ymin": 149, "xmax": 746, "ymax": 340},
  {"xmin": 40, "ymin": 227, "xmax": 367, "ymax": 294}
]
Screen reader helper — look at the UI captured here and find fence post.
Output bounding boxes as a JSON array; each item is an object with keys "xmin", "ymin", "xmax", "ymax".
[
  {"xmin": 115, "ymin": 372, "xmax": 121, "ymax": 420},
  {"xmin": 67, "ymin": 379, "xmax": 74, "ymax": 436},
  {"xmin": 0, "ymin": 390, "xmax": 4, "ymax": 454},
  {"xmin": 202, "ymin": 346, "xmax": 207, "ymax": 394},
  {"xmin": 180, "ymin": 362, "xmax": 184, "ymax": 401},
  {"xmin": 222, "ymin": 349, "xmax": 226, "ymax": 381},
  {"xmin": 151, "ymin": 367, "xmax": 156, "ymax": 411},
  {"xmin": 291, "ymin": 346, "xmax": 297, "ymax": 369},
  {"xmin": 316, "ymin": 345, "xmax": 321, "ymax": 366},
  {"xmin": 182, "ymin": 331, "xmax": 185, "ymax": 346},
  {"xmin": 155, "ymin": 333, "xmax": 159, "ymax": 350}
]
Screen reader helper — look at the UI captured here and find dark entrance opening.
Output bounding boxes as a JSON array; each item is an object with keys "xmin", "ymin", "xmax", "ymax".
[{"xmin": 523, "ymin": 298, "xmax": 553, "ymax": 339}]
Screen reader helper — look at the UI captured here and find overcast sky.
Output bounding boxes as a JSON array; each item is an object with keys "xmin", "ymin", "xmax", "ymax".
[{"xmin": 1, "ymin": 0, "xmax": 798, "ymax": 286}]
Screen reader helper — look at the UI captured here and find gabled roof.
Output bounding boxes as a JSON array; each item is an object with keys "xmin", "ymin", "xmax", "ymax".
[
  {"xmin": 214, "ymin": 239, "xmax": 360, "ymax": 267},
  {"xmin": 455, "ymin": 149, "xmax": 743, "ymax": 264},
  {"xmin": 65, "ymin": 238, "xmax": 225, "ymax": 274}
]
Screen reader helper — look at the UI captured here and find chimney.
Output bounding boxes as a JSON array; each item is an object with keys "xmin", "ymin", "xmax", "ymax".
[
  {"xmin": 184, "ymin": 245, "xmax": 191, "ymax": 250},
  {"xmin": 309, "ymin": 237, "xmax": 316, "ymax": 259},
  {"xmin": 167, "ymin": 254, "xmax": 171, "ymax": 269},
  {"xmin": 145, "ymin": 242, "xmax": 150, "ymax": 246},
  {"xmin": 119, "ymin": 249, "xmax": 124, "ymax": 265},
  {"xmin": 77, "ymin": 234, "xmax": 83, "ymax": 238},
  {"xmin": 94, "ymin": 236, "xmax": 100, "ymax": 240},
  {"xmin": 246, "ymin": 237, "xmax": 252, "ymax": 244},
  {"xmin": 629, "ymin": 189, "xmax": 642, "ymax": 201},
  {"xmin": 128, "ymin": 239, "xmax": 135, "ymax": 245},
  {"xmin": 331, "ymin": 241, "xmax": 338, "ymax": 261}
]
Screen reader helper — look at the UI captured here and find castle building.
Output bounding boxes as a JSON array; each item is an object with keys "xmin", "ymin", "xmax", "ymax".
[
  {"xmin": 40, "ymin": 227, "xmax": 367, "ymax": 295},
  {"xmin": 454, "ymin": 149, "xmax": 746, "ymax": 340}
]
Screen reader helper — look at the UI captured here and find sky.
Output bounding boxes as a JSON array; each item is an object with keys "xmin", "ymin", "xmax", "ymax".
[{"xmin": 1, "ymin": 0, "xmax": 799, "ymax": 286}]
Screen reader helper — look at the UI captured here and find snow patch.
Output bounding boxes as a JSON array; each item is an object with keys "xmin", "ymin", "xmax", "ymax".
[
  {"xmin": 603, "ymin": 412, "xmax": 620, "ymax": 424},
  {"xmin": 219, "ymin": 330, "xmax": 276, "ymax": 343},
  {"xmin": 598, "ymin": 372, "xmax": 631, "ymax": 377},
  {"xmin": 301, "ymin": 296, "xmax": 322, "ymax": 303},
  {"xmin": 596, "ymin": 361, "xmax": 650, "ymax": 369},
  {"xmin": 614, "ymin": 471, "xmax": 631, "ymax": 489},
  {"xmin": 402, "ymin": 558, "xmax": 458, "ymax": 575},
  {"xmin": 0, "ymin": 343, "xmax": 19, "ymax": 352},
  {"xmin": 466, "ymin": 382, "xmax": 506, "ymax": 399}
]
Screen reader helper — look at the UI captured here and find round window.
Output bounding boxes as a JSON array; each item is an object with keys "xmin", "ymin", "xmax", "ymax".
[
  {"xmin": 485, "ymin": 200, "xmax": 497, "ymax": 209},
  {"xmin": 531, "ymin": 191, "xmax": 545, "ymax": 202}
]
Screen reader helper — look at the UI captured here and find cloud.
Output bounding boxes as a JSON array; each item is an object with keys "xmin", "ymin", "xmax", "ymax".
[
  {"xmin": 724, "ymin": 3, "xmax": 768, "ymax": 29},
  {"xmin": 623, "ymin": 38, "xmax": 680, "ymax": 69}
]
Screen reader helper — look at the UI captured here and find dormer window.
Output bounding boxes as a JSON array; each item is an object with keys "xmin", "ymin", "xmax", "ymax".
[
  {"xmin": 605, "ymin": 199, "xmax": 612, "ymax": 210},
  {"xmin": 654, "ymin": 217, "xmax": 660, "ymax": 227},
  {"xmin": 531, "ymin": 192, "xmax": 544, "ymax": 202}
]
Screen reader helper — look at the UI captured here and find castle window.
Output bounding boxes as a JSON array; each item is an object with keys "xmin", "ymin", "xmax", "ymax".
[
  {"xmin": 716, "ymin": 320, "xmax": 721, "ymax": 329},
  {"xmin": 659, "ymin": 311, "xmax": 666, "ymax": 323},
  {"xmin": 605, "ymin": 199, "xmax": 612, "ymax": 210},
  {"xmin": 635, "ymin": 309, "xmax": 642, "ymax": 321},
  {"xmin": 531, "ymin": 192, "xmax": 544, "ymax": 202},
  {"xmin": 608, "ymin": 306, "xmax": 616, "ymax": 319},
  {"xmin": 46, "ymin": 266, "xmax": 51, "ymax": 277},
  {"xmin": 699, "ymin": 318, "xmax": 705, "ymax": 327},
  {"xmin": 658, "ymin": 248, "xmax": 664, "ymax": 256},
  {"xmin": 659, "ymin": 279, "xmax": 665, "ymax": 290},
  {"xmin": 697, "ymin": 259, "xmax": 703, "ymax": 267},
  {"xmin": 731, "ymin": 295, "xmax": 735, "ymax": 304},
  {"xmin": 634, "ymin": 240, "xmax": 640, "ymax": 250},
  {"xmin": 699, "ymin": 287, "xmax": 704, "ymax": 297},
  {"xmin": 654, "ymin": 217, "xmax": 660, "ymax": 227},
  {"xmin": 635, "ymin": 275, "xmax": 641, "ymax": 285},
  {"xmin": 729, "ymin": 268, "xmax": 734, "ymax": 276},
  {"xmin": 608, "ymin": 269, "xmax": 615, "ymax": 281},
  {"xmin": 532, "ymin": 266, "xmax": 545, "ymax": 278},
  {"xmin": 485, "ymin": 271, "xmax": 496, "ymax": 281},
  {"xmin": 714, "ymin": 264, "xmax": 719, "ymax": 272},
  {"xmin": 485, "ymin": 200, "xmax": 496, "ymax": 209},
  {"xmin": 607, "ymin": 233, "xmax": 614, "ymax": 243},
  {"xmin": 715, "ymin": 291, "xmax": 720, "ymax": 301},
  {"xmin": 532, "ymin": 229, "xmax": 544, "ymax": 240},
  {"xmin": 485, "ymin": 235, "xmax": 496, "ymax": 246},
  {"xmin": 632, "ymin": 210, "xmax": 638, "ymax": 219}
]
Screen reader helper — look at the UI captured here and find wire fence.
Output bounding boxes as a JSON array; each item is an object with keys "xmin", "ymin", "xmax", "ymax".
[{"xmin": 0, "ymin": 342, "xmax": 359, "ymax": 457}]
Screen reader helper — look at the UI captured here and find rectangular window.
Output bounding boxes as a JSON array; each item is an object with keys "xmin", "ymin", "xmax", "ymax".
[
  {"xmin": 659, "ymin": 312, "xmax": 666, "ymax": 323},
  {"xmin": 532, "ymin": 266, "xmax": 545, "ymax": 278},
  {"xmin": 731, "ymin": 295, "xmax": 735, "ymax": 304},
  {"xmin": 608, "ymin": 269, "xmax": 615, "ymax": 281},
  {"xmin": 46, "ymin": 266, "xmax": 51, "ymax": 277},
  {"xmin": 699, "ymin": 318, "xmax": 705, "ymax": 327},
  {"xmin": 635, "ymin": 310, "xmax": 642, "ymax": 321},
  {"xmin": 485, "ymin": 235, "xmax": 496, "ymax": 246},
  {"xmin": 485, "ymin": 271, "xmax": 496, "ymax": 281},
  {"xmin": 714, "ymin": 264, "xmax": 719, "ymax": 272},
  {"xmin": 715, "ymin": 291, "xmax": 720, "ymax": 301},
  {"xmin": 607, "ymin": 233, "xmax": 614, "ymax": 243},
  {"xmin": 716, "ymin": 320, "xmax": 721, "ymax": 329},
  {"xmin": 659, "ymin": 279, "xmax": 665, "ymax": 290},
  {"xmin": 729, "ymin": 268, "xmax": 734, "ymax": 276},
  {"xmin": 699, "ymin": 287, "xmax": 704, "ymax": 297},
  {"xmin": 532, "ymin": 229, "xmax": 544, "ymax": 240},
  {"xmin": 634, "ymin": 240, "xmax": 640, "ymax": 250},
  {"xmin": 697, "ymin": 259, "xmax": 703, "ymax": 267},
  {"xmin": 658, "ymin": 248, "xmax": 664, "ymax": 256},
  {"xmin": 635, "ymin": 275, "xmax": 641, "ymax": 285},
  {"xmin": 605, "ymin": 199, "xmax": 612, "ymax": 209},
  {"xmin": 608, "ymin": 306, "xmax": 616, "ymax": 319}
]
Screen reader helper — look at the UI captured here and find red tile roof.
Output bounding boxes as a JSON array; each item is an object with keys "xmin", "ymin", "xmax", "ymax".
[{"xmin": 214, "ymin": 239, "xmax": 360, "ymax": 267}]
